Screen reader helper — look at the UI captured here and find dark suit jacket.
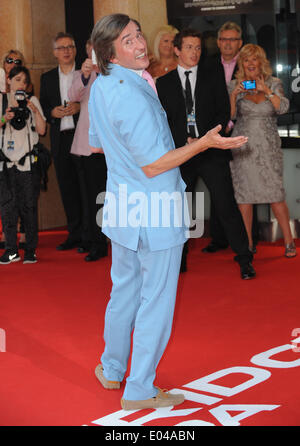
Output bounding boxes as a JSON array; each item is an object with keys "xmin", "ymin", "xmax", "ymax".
[
  {"xmin": 214, "ymin": 53, "xmax": 238, "ymax": 82},
  {"xmin": 156, "ymin": 58, "xmax": 231, "ymax": 165},
  {"xmin": 214, "ymin": 53, "xmax": 238, "ymax": 138},
  {"xmin": 40, "ymin": 67, "xmax": 79, "ymax": 156}
]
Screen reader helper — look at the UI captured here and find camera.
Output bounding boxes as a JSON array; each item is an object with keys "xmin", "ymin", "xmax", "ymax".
[
  {"xmin": 10, "ymin": 90, "xmax": 30, "ymax": 130},
  {"xmin": 242, "ymin": 80, "xmax": 256, "ymax": 90}
]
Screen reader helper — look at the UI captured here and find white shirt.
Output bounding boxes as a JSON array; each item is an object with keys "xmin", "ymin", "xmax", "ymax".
[
  {"xmin": 177, "ymin": 64, "xmax": 198, "ymax": 101},
  {"xmin": 177, "ymin": 64, "xmax": 199, "ymax": 137},
  {"xmin": 59, "ymin": 64, "xmax": 75, "ymax": 131}
]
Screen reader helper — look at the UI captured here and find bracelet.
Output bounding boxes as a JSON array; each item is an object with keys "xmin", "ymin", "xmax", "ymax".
[
  {"xmin": 265, "ymin": 93, "xmax": 275, "ymax": 99},
  {"xmin": 1, "ymin": 116, "xmax": 6, "ymax": 124}
]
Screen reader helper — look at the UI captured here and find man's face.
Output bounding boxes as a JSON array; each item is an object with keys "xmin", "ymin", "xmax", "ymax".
[
  {"xmin": 53, "ymin": 37, "xmax": 76, "ymax": 66},
  {"xmin": 174, "ymin": 36, "xmax": 201, "ymax": 69},
  {"xmin": 217, "ymin": 29, "xmax": 242, "ymax": 61},
  {"xmin": 111, "ymin": 21, "xmax": 149, "ymax": 70}
]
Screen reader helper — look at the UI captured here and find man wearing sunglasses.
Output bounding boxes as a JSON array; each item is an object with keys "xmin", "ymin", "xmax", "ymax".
[{"xmin": 40, "ymin": 32, "xmax": 84, "ymax": 252}]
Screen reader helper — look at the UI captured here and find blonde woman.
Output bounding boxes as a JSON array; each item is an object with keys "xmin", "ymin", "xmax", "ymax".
[
  {"xmin": 229, "ymin": 44, "xmax": 296, "ymax": 258},
  {"xmin": 1, "ymin": 50, "xmax": 25, "ymax": 92},
  {"xmin": 148, "ymin": 25, "xmax": 178, "ymax": 80}
]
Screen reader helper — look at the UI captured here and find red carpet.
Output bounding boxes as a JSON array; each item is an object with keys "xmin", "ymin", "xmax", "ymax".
[{"xmin": 0, "ymin": 231, "xmax": 299, "ymax": 426}]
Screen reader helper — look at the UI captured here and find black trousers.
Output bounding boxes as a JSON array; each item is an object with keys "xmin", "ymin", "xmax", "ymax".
[
  {"xmin": 52, "ymin": 131, "xmax": 83, "ymax": 242},
  {"xmin": 72, "ymin": 155, "xmax": 91, "ymax": 245},
  {"xmin": 181, "ymin": 156, "xmax": 252, "ymax": 266},
  {"xmin": 0, "ymin": 165, "xmax": 40, "ymax": 251},
  {"xmin": 209, "ymin": 201, "xmax": 260, "ymax": 248},
  {"xmin": 81, "ymin": 153, "xmax": 107, "ymax": 251}
]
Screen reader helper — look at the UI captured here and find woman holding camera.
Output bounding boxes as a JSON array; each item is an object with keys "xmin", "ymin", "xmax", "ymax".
[
  {"xmin": 0, "ymin": 50, "xmax": 30, "ymax": 249},
  {"xmin": 228, "ymin": 43, "xmax": 296, "ymax": 258},
  {"xmin": 0, "ymin": 66, "xmax": 46, "ymax": 264}
]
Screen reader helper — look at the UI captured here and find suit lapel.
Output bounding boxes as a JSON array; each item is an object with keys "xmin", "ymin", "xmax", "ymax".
[
  {"xmin": 52, "ymin": 67, "xmax": 62, "ymax": 106},
  {"xmin": 172, "ymin": 69, "xmax": 186, "ymax": 111},
  {"xmin": 195, "ymin": 65, "xmax": 202, "ymax": 119},
  {"xmin": 140, "ymin": 76, "xmax": 159, "ymax": 101}
]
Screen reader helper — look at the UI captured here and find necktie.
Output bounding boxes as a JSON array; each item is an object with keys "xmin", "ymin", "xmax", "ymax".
[
  {"xmin": 142, "ymin": 70, "xmax": 157, "ymax": 95},
  {"xmin": 184, "ymin": 71, "xmax": 193, "ymax": 115}
]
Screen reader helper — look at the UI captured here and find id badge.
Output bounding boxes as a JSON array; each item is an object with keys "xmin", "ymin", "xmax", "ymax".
[
  {"xmin": 7, "ymin": 140, "xmax": 14, "ymax": 151},
  {"xmin": 187, "ymin": 111, "xmax": 197, "ymax": 134},
  {"xmin": 187, "ymin": 111, "xmax": 196, "ymax": 124},
  {"xmin": 187, "ymin": 111, "xmax": 196, "ymax": 126}
]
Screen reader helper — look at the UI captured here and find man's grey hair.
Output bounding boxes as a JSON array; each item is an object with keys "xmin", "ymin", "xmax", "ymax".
[
  {"xmin": 53, "ymin": 31, "xmax": 75, "ymax": 48},
  {"xmin": 91, "ymin": 14, "xmax": 134, "ymax": 76},
  {"xmin": 218, "ymin": 21, "xmax": 242, "ymax": 39}
]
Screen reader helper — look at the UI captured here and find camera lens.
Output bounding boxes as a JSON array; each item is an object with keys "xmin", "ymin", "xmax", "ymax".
[{"xmin": 10, "ymin": 90, "xmax": 30, "ymax": 130}]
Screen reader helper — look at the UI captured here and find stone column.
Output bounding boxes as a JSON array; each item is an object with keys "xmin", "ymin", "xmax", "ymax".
[
  {"xmin": 0, "ymin": 0, "xmax": 67, "ymax": 230},
  {"xmin": 138, "ymin": 0, "xmax": 168, "ymax": 52},
  {"xmin": 93, "ymin": 0, "xmax": 168, "ymax": 53},
  {"xmin": 93, "ymin": 0, "xmax": 139, "ymax": 21}
]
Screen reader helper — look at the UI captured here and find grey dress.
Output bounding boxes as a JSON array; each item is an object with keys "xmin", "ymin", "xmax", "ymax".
[{"xmin": 228, "ymin": 76, "xmax": 289, "ymax": 204}]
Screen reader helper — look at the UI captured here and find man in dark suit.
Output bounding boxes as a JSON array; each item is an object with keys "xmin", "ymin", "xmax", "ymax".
[
  {"xmin": 156, "ymin": 28, "xmax": 255, "ymax": 279},
  {"xmin": 40, "ymin": 32, "xmax": 83, "ymax": 251},
  {"xmin": 202, "ymin": 21, "xmax": 258, "ymax": 254}
]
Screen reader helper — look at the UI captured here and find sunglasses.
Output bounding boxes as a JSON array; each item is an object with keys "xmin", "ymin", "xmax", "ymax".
[{"xmin": 5, "ymin": 57, "xmax": 22, "ymax": 65}]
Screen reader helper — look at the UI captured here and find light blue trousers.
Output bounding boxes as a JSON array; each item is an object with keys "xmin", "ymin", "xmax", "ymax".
[{"xmin": 101, "ymin": 230, "xmax": 183, "ymax": 400}]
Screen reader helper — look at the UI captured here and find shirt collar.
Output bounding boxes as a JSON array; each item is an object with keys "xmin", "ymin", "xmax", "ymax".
[
  {"xmin": 128, "ymin": 68, "xmax": 144, "ymax": 77},
  {"xmin": 59, "ymin": 63, "xmax": 75, "ymax": 76},
  {"xmin": 221, "ymin": 53, "xmax": 239, "ymax": 65},
  {"xmin": 177, "ymin": 64, "xmax": 198, "ymax": 76}
]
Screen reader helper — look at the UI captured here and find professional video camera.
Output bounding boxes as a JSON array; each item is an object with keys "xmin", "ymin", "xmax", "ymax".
[{"xmin": 10, "ymin": 90, "xmax": 30, "ymax": 130}]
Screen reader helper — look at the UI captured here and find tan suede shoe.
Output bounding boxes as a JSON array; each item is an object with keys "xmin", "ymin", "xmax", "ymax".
[
  {"xmin": 95, "ymin": 364, "xmax": 120, "ymax": 389},
  {"xmin": 121, "ymin": 388, "xmax": 185, "ymax": 410}
]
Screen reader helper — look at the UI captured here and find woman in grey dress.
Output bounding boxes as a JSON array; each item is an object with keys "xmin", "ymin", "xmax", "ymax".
[{"xmin": 229, "ymin": 43, "xmax": 296, "ymax": 258}]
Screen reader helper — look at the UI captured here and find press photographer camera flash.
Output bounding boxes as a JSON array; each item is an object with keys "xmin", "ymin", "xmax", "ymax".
[{"xmin": 10, "ymin": 90, "xmax": 30, "ymax": 130}]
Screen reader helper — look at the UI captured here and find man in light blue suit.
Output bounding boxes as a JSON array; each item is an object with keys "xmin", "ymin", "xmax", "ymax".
[{"xmin": 89, "ymin": 14, "xmax": 248, "ymax": 411}]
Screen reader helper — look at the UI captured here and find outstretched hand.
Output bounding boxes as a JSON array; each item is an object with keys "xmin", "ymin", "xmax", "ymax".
[{"xmin": 204, "ymin": 125, "xmax": 247, "ymax": 150}]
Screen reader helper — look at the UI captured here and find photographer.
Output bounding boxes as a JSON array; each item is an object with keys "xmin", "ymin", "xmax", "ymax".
[
  {"xmin": 0, "ymin": 49, "xmax": 30, "ymax": 250},
  {"xmin": 0, "ymin": 66, "xmax": 46, "ymax": 264}
]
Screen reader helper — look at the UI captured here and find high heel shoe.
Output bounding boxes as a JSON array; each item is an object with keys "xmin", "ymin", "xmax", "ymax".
[{"xmin": 285, "ymin": 242, "xmax": 297, "ymax": 258}]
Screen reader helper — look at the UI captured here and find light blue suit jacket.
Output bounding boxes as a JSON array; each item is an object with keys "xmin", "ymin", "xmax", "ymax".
[{"xmin": 88, "ymin": 63, "xmax": 187, "ymax": 252}]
